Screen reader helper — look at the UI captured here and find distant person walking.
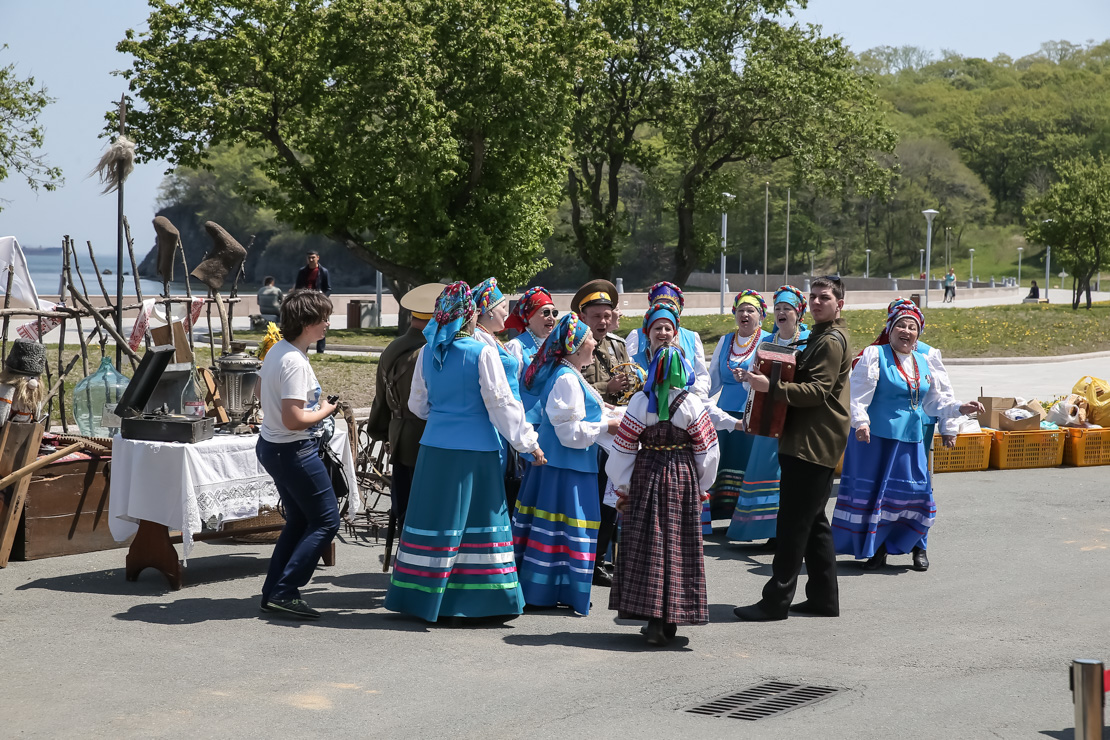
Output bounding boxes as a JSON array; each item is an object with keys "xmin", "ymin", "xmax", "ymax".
[
  {"xmin": 257, "ymin": 276, "xmax": 283, "ymax": 324},
  {"xmin": 295, "ymin": 251, "xmax": 332, "ymax": 353},
  {"xmin": 943, "ymin": 268, "xmax": 956, "ymax": 303}
]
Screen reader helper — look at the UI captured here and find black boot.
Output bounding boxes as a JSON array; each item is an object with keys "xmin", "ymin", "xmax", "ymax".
[
  {"xmin": 645, "ymin": 618, "xmax": 668, "ymax": 646},
  {"xmin": 862, "ymin": 544, "xmax": 887, "ymax": 571},
  {"xmin": 911, "ymin": 546, "xmax": 929, "ymax": 571}
]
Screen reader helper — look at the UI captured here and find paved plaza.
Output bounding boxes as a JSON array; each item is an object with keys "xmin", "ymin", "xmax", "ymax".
[{"xmin": 2, "ymin": 463, "xmax": 1106, "ymax": 739}]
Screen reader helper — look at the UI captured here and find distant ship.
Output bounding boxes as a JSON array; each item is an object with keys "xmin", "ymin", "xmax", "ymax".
[{"xmin": 22, "ymin": 246, "xmax": 64, "ymax": 256}]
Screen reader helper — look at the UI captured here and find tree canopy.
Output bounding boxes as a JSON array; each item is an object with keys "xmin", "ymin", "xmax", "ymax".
[{"xmin": 0, "ymin": 45, "xmax": 62, "ymax": 210}]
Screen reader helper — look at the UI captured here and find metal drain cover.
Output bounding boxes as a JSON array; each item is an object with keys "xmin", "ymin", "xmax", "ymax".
[{"xmin": 685, "ymin": 681, "xmax": 842, "ymax": 720}]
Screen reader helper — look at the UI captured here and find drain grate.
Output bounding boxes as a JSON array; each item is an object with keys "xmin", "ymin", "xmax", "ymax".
[{"xmin": 684, "ymin": 681, "xmax": 842, "ymax": 721}]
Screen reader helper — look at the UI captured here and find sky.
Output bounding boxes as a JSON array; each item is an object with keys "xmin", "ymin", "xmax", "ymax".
[{"xmin": 1, "ymin": 0, "xmax": 1107, "ymax": 256}]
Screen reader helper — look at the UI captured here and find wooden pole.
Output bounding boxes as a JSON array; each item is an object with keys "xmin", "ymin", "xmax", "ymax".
[
  {"xmin": 179, "ymin": 236, "xmax": 195, "ymax": 350},
  {"xmin": 116, "ymin": 94, "xmax": 127, "ymax": 370},
  {"xmin": 225, "ymin": 234, "xmax": 253, "ymax": 344},
  {"xmin": 69, "ymin": 238, "xmax": 105, "ymax": 353},
  {"xmin": 67, "ymin": 288, "xmax": 140, "ymax": 367},
  {"xmin": 57, "ymin": 319, "xmax": 69, "ymax": 433},
  {"xmin": 122, "ymin": 216, "xmax": 151, "ymax": 350},
  {"xmin": 1, "ymin": 262, "xmax": 13, "ymax": 361}
]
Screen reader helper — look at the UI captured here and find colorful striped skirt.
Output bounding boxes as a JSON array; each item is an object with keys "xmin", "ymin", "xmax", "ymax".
[
  {"xmin": 384, "ymin": 446, "xmax": 524, "ymax": 622},
  {"xmin": 832, "ymin": 435, "xmax": 934, "ymax": 558},
  {"xmin": 702, "ymin": 427, "xmax": 755, "ymax": 532},
  {"xmin": 726, "ymin": 435, "xmax": 781, "ymax": 542},
  {"xmin": 512, "ymin": 464, "xmax": 600, "ymax": 615}
]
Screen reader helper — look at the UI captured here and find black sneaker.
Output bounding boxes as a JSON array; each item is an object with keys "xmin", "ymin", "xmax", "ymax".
[{"xmin": 264, "ymin": 598, "xmax": 321, "ymax": 620}]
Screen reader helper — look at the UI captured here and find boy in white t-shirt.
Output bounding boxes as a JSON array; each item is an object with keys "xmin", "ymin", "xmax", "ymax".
[{"xmin": 256, "ymin": 289, "xmax": 340, "ymax": 620}]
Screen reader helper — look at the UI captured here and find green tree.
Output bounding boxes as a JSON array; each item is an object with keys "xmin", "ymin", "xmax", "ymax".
[
  {"xmin": 1024, "ymin": 155, "xmax": 1110, "ymax": 309},
  {"xmin": 0, "ymin": 45, "xmax": 63, "ymax": 209},
  {"xmin": 116, "ymin": 0, "xmax": 583, "ymax": 299}
]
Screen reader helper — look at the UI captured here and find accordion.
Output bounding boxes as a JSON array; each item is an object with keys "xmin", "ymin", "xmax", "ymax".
[{"xmin": 742, "ymin": 342, "xmax": 798, "ymax": 439}]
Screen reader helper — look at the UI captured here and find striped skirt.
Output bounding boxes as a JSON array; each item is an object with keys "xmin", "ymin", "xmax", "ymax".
[
  {"xmin": 832, "ymin": 435, "xmax": 935, "ymax": 558},
  {"xmin": 384, "ymin": 446, "xmax": 524, "ymax": 622},
  {"xmin": 702, "ymin": 427, "xmax": 755, "ymax": 532},
  {"xmin": 512, "ymin": 464, "xmax": 600, "ymax": 615},
  {"xmin": 726, "ymin": 435, "xmax": 781, "ymax": 542}
]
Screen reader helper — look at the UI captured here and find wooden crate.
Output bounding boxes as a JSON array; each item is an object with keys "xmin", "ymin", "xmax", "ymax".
[
  {"xmin": 13, "ymin": 457, "xmax": 129, "ymax": 560},
  {"xmin": 988, "ymin": 429, "xmax": 1065, "ymax": 470},
  {"xmin": 1063, "ymin": 427, "xmax": 1110, "ymax": 467},
  {"xmin": 931, "ymin": 432, "xmax": 991, "ymax": 473}
]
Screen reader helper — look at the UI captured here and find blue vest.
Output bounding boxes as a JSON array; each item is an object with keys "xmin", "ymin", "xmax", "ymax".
[
  {"xmin": 536, "ymin": 364, "xmax": 603, "ymax": 473},
  {"xmin": 496, "ymin": 342, "xmax": 521, "ymax": 401},
  {"xmin": 717, "ymin": 330, "xmax": 770, "ymax": 413},
  {"xmin": 510, "ymin": 332, "xmax": 544, "ymax": 423},
  {"xmin": 869, "ymin": 345, "xmax": 932, "ymax": 443},
  {"xmin": 420, "ymin": 338, "xmax": 501, "ymax": 452}
]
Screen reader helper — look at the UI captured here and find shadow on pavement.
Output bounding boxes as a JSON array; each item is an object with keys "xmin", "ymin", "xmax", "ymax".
[
  {"xmin": 14, "ymin": 552, "xmax": 268, "ymax": 595},
  {"xmin": 503, "ymin": 630, "xmax": 692, "ymax": 652},
  {"xmin": 1039, "ymin": 729, "xmax": 1110, "ymax": 739}
]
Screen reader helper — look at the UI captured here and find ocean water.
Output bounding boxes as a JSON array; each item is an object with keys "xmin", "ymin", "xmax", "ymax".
[{"xmin": 23, "ymin": 249, "xmax": 166, "ymax": 300}]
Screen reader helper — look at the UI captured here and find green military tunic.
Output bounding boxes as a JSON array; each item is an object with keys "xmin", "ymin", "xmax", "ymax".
[{"xmin": 580, "ymin": 332, "xmax": 631, "ymax": 406}]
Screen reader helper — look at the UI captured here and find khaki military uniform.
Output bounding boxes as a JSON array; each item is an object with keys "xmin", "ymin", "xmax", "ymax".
[{"xmin": 580, "ymin": 333, "xmax": 631, "ymax": 405}]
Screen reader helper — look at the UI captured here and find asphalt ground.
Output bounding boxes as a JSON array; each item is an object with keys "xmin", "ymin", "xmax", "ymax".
[{"xmin": 2, "ymin": 465, "xmax": 1107, "ymax": 739}]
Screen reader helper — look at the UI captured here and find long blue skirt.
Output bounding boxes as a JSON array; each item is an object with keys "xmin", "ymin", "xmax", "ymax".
[
  {"xmin": 512, "ymin": 464, "xmax": 600, "ymax": 615},
  {"xmin": 726, "ymin": 435, "xmax": 781, "ymax": 542},
  {"xmin": 703, "ymin": 428, "xmax": 755, "ymax": 533},
  {"xmin": 384, "ymin": 446, "xmax": 524, "ymax": 622},
  {"xmin": 832, "ymin": 435, "xmax": 935, "ymax": 558}
]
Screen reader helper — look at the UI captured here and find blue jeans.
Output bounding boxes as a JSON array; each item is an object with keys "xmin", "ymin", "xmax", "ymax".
[{"xmin": 256, "ymin": 436, "xmax": 340, "ymax": 602}]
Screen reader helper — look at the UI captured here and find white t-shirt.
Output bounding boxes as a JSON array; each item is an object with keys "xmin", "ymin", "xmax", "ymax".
[{"xmin": 259, "ymin": 339, "xmax": 322, "ymax": 443}]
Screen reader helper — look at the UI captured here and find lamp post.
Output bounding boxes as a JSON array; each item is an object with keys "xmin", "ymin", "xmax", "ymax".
[
  {"xmin": 944, "ymin": 226, "xmax": 951, "ymax": 269},
  {"xmin": 719, "ymin": 192, "xmax": 735, "ymax": 314},
  {"xmin": 919, "ymin": 249, "xmax": 924, "ymax": 277},
  {"xmin": 865, "ymin": 249, "xmax": 871, "ymax": 279},
  {"xmin": 763, "ymin": 182, "xmax": 770, "ymax": 292},
  {"xmin": 1017, "ymin": 247, "xmax": 1023, "ymax": 286},
  {"xmin": 1043, "ymin": 218, "xmax": 1053, "ymax": 303},
  {"xmin": 783, "ymin": 188, "xmax": 791, "ymax": 281},
  {"xmin": 922, "ymin": 209, "xmax": 938, "ymax": 308},
  {"xmin": 969, "ymin": 248, "xmax": 975, "ymax": 287}
]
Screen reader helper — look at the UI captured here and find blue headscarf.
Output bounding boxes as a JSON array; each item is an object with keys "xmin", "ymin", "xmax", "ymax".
[
  {"xmin": 642, "ymin": 300, "xmax": 680, "ymax": 336},
  {"xmin": 644, "ymin": 343, "xmax": 694, "ymax": 421},
  {"xmin": 473, "ymin": 277, "xmax": 506, "ymax": 315},
  {"xmin": 523, "ymin": 312, "xmax": 590, "ymax": 391},
  {"xmin": 423, "ymin": 281, "xmax": 476, "ymax": 370}
]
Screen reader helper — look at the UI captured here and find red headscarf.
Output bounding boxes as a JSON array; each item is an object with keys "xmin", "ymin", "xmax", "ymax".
[
  {"xmin": 504, "ymin": 286, "xmax": 554, "ymax": 333},
  {"xmin": 852, "ymin": 298, "xmax": 925, "ymax": 369}
]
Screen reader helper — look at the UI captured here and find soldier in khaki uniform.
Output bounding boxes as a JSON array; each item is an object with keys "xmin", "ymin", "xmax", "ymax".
[
  {"xmin": 571, "ymin": 279, "xmax": 629, "ymax": 587},
  {"xmin": 367, "ymin": 283, "xmax": 443, "ymax": 524}
]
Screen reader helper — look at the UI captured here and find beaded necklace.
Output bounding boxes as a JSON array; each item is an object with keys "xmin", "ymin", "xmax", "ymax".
[
  {"xmin": 559, "ymin": 358, "xmax": 605, "ymax": 405},
  {"xmin": 525, "ymin": 327, "xmax": 547, "ymax": 350},
  {"xmin": 476, "ymin": 324, "xmax": 505, "ymax": 348},
  {"xmin": 893, "ymin": 349, "xmax": 921, "ymax": 410},
  {"xmin": 773, "ymin": 324, "xmax": 800, "ymax": 346},
  {"xmin": 727, "ymin": 330, "xmax": 759, "ymax": 369}
]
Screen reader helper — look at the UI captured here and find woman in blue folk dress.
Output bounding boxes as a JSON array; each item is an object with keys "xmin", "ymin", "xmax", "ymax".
[
  {"xmin": 504, "ymin": 286, "xmax": 558, "ymax": 424},
  {"xmin": 727, "ymin": 286, "xmax": 809, "ymax": 545},
  {"xmin": 512, "ymin": 313, "xmax": 621, "ymax": 614},
  {"xmin": 704, "ymin": 290, "xmax": 770, "ymax": 533},
  {"xmin": 834, "ymin": 299, "xmax": 983, "ymax": 572},
  {"xmin": 384, "ymin": 282, "xmax": 546, "ymax": 623}
]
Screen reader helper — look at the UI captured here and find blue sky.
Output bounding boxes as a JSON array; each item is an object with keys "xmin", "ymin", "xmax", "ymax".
[{"xmin": 0, "ymin": 0, "xmax": 1107, "ymax": 254}]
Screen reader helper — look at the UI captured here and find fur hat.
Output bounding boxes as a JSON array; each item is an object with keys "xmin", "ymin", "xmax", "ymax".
[
  {"xmin": 152, "ymin": 216, "xmax": 180, "ymax": 282},
  {"xmin": 5, "ymin": 338, "xmax": 46, "ymax": 377},
  {"xmin": 190, "ymin": 221, "xmax": 247, "ymax": 291}
]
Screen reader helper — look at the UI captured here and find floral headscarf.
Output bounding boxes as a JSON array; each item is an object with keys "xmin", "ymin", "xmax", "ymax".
[
  {"xmin": 423, "ymin": 281, "xmax": 476, "ymax": 370},
  {"xmin": 644, "ymin": 343, "xmax": 694, "ymax": 421},
  {"xmin": 504, "ymin": 286, "xmax": 553, "ymax": 333},
  {"xmin": 732, "ymin": 289, "xmax": 768, "ymax": 320},
  {"xmin": 852, "ymin": 297, "xmax": 925, "ymax": 368},
  {"xmin": 523, "ymin": 312, "xmax": 590, "ymax": 391},
  {"xmin": 642, "ymin": 300, "xmax": 680, "ymax": 336},
  {"xmin": 772, "ymin": 285, "xmax": 807, "ymax": 321},
  {"xmin": 648, "ymin": 281, "xmax": 685, "ymax": 312},
  {"xmin": 474, "ymin": 277, "xmax": 506, "ymax": 316}
]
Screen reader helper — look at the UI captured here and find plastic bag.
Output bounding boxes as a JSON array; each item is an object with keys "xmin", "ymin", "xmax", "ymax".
[
  {"xmin": 1046, "ymin": 395, "xmax": 1087, "ymax": 427},
  {"xmin": 1004, "ymin": 408, "xmax": 1035, "ymax": 421},
  {"xmin": 1072, "ymin": 376, "xmax": 1110, "ymax": 427}
]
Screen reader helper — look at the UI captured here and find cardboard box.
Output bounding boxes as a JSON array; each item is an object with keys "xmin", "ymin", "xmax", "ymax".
[
  {"xmin": 997, "ymin": 400, "xmax": 1047, "ymax": 432},
  {"xmin": 978, "ymin": 396, "xmax": 1017, "ymax": 429}
]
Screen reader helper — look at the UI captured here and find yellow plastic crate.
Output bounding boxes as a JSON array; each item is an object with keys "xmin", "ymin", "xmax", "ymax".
[
  {"xmin": 930, "ymin": 432, "xmax": 991, "ymax": 473},
  {"xmin": 1063, "ymin": 427, "xmax": 1110, "ymax": 467},
  {"xmin": 988, "ymin": 429, "xmax": 1065, "ymax": 470}
]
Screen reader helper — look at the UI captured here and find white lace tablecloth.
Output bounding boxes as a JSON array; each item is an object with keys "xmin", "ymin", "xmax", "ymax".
[{"xmin": 109, "ymin": 426, "xmax": 358, "ymax": 561}]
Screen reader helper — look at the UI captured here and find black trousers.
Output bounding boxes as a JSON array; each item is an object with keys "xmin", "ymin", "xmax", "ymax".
[
  {"xmin": 391, "ymin": 462, "xmax": 415, "ymax": 524},
  {"xmin": 596, "ymin": 449, "xmax": 617, "ymax": 567},
  {"xmin": 758, "ymin": 454, "xmax": 839, "ymax": 616},
  {"xmin": 316, "ymin": 337, "xmax": 326, "ymax": 353}
]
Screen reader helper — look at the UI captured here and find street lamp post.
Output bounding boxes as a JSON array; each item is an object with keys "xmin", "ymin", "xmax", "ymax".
[
  {"xmin": 945, "ymin": 226, "xmax": 951, "ymax": 269},
  {"xmin": 969, "ymin": 248, "xmax": 975, "ymax": 288},
  {"xmin": 719, "ymin": 192, "xmax": 735, "ymax": 314},
  {"xmin": 922, "ymin": 209, "xmax": 938, "ymax": 308},
  {"xmin": 919, "ymin": 249, "xmax": 924, "ymax": 277},
  {"xmin": 865, "ymin": 249, "xmax": 871, "ymax": 279},
  {"xmin": 783, "ymin": 188, "xmax": 791, "ymax": 281},
  {"xmin": 1017, "ymin": 247, "xmax": 1023, "ymax": 286},
  {"xmin": 763, "ymin": 182, "xmax": 770, "ymax": 292},
  {"xmin": 1043, "ymin": 218, "xmax": 1053, "ymax": 303}
]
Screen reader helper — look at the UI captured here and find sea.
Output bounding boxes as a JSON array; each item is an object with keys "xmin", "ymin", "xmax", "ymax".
[{"xmin": 23, "ymin": 247, "xmax": 169, "ymax": 300}]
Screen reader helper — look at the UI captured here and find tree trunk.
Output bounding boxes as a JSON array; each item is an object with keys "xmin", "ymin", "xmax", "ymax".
[{"xmin": 672, "ymin": 199, "xmax": 697, "ymax": 286}]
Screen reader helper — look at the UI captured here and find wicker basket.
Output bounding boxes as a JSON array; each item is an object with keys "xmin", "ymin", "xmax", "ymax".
[
  {"xmin": 931, "ymin": 432, "xmax": 991, "ymax": 473},
  {"xmin": 1063, "ymin": 427, "xmax": 1110, "ymax": 467},
  {"xmin": 988, "ymin": 429, "xmax": 1066, "ymax": 470},
  {"xmin": 222, "ymin": 507, "xmax": 286, "ymax": 543}
]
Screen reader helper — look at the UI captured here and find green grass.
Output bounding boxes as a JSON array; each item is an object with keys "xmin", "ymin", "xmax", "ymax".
[{"xmin": 234, "ymin": 327, "xmax": 394, "ymax": 347}]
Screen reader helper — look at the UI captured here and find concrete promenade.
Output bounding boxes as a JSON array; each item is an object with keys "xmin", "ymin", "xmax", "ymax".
[{"xmin": 2, "ymin": 465, "xmax": 1106, "ymax": 738}]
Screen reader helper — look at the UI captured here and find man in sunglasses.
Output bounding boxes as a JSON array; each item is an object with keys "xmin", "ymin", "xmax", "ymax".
[
  {"xmin": 733, "ymin": 275, "xmax": 851, "ymax": 622},
  {"xmin": 572, "ymin": 279, "xmax": 629, "ymax": 588}
]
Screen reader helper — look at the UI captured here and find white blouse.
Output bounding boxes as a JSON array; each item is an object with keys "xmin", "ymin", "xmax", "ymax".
[
  {"xmin": 849, "ymin": 344, "xmax": 963, "ymax": 434},
  {"xmin": 605, "ymin": 389, "xmax": 721, "ymax": 494},
  {"xmin": 545, "ymin": 369, "xmax": 607, "ymax": 449},
  {"xmin": 408, "ymin": 344, "xmax": 539, "ymax": 453}
]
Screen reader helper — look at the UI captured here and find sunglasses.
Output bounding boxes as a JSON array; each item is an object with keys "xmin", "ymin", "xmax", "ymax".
[
  {"xmin": 821, "ymin": 274, "xmax": 843, "ymax": 283},
  {"xmin": 538, "ymin": 308, "xmax": 559, "ymax": 318}
]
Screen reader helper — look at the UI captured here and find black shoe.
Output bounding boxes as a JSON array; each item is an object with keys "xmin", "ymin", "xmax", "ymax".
[
  {"xmin": 789, "ymin": 600, "xmax": 840, "ymax": 617},
  {"xmin": 764, "ymin": 537, "xmax": 777, "ymax": 550},
  {"xmin": 664, "ymin": 622, "xmax": 678, "ymax": 639},
  {"xmin": 911, "ymin": 547, "xmax": 930, "ymax": 571},
  {"xmin": 645, "ymin": 618, "xmax": 668, "ymax": 646},
  {"xmin": 733, "ymin": 603, "xmax": 786, "ymax": 622},
  {"xmin": 264, "ymin": 597, "xmax": 320, "ymax": 620},
  {"xmin": 592, "ymin": 567, "xmax": 613, "ymax": 587},
  {"xmin": 862, "ymin": 545, "xmax": 887, "ymax": 571}
]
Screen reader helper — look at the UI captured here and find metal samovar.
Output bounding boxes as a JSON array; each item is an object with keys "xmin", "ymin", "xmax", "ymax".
[{"xmin": 214, "ymin": 341, "xmax": 262, "ymax": 433}]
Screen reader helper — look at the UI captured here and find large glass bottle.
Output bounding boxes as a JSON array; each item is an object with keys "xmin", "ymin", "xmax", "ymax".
[
  {"xmin": 180, "ymin": 359, "xmax": 207, "ymax": 419},
  {"xmin": 73, "ymin": 355, "xmax": 130, "ymax": 436}
]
